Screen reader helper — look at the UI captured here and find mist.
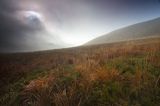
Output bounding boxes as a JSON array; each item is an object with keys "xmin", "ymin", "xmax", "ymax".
[{"xmin": 0, "ymin": 0, "xmax": 160, "ymax": 52}]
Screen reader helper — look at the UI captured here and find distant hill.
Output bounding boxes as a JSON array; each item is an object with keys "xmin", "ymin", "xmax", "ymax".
[{"xmin": 86, "ymin": 17, "xmax": 160, "ymax": 45}]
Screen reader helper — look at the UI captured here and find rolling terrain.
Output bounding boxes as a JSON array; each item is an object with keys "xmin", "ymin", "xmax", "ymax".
[
  {"xmin": 86, "ymin": 18, "xmax": 160, "ymax": 45},
  {"xmin": 0, "ymin": 37, "xmax": 160, "ymax": 106}
]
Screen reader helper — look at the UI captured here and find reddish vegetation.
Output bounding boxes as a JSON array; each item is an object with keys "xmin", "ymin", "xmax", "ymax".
[{"xmin": 0, "ymin": 37, "xmax": 160, "ymax": 105}]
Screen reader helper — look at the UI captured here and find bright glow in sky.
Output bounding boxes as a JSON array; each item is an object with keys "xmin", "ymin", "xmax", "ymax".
[
  {"xmin": 18, "ymin": 0, "xmax": 160, "ymax": 46},
  {"xmin": 24, "ymin": 11, "xmax": 42, "ymax": 20},
  {"xmin": 0, "ymin": 0, "xmax": 160, "ymax": 52}
]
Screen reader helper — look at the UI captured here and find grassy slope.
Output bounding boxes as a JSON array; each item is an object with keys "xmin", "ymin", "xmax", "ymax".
[
  {"xmin": 0, "ymin": 37, "xmax": 160, "ymax": 106},
  {"xmin": 86, "ymin": 18, "xmax": 160, "ymax": 45}
]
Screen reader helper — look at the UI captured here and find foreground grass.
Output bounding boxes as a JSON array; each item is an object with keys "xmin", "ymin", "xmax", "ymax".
[{"xmin": 0, "ymin": 37, "xmax": 160, "ymax": 106}]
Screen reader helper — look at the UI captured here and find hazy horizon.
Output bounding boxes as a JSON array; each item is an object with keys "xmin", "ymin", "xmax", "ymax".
[{"xmin": 0, "ymin": 0, "xmax": 160, "ymax": 52}]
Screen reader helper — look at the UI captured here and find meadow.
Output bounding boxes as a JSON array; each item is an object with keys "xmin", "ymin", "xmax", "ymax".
[{"xmin": 0, "ymin": 37, "xmax": 160, "ymax": 106}]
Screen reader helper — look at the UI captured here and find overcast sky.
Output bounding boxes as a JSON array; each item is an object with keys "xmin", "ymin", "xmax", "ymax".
[{"xmin": 0, "ymin": 0, "xmax": 160, "ymax": 52}]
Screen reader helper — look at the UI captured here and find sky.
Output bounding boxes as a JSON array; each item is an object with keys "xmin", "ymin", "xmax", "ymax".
[{"xmin": 0, "ymin": 0, "xmax": 160, "ymax": 52}]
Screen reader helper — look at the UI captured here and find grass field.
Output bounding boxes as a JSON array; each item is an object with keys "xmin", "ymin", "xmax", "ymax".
[{"xmin": 0, "ymin": 37, "xmax": 160, "ymax": 106}]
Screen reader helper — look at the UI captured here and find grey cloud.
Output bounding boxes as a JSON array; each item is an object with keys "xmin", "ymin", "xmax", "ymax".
[
  {"xmin": 0, "ymin": 0, "xmax": 159, "ymax": 52},
  {"xmin": 0, "ymin": 0, "xmax": 61, "ymax": 52}
]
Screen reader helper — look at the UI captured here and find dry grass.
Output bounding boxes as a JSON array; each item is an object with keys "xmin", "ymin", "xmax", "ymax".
[{"xmin": 0, "ymin": 37, "xmax": 160, "ymax": 106}]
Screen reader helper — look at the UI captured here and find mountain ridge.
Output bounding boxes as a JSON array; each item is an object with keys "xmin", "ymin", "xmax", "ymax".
[{"xmin": 85, "ymin": 17, "xmax": 160, "ymax": 45}]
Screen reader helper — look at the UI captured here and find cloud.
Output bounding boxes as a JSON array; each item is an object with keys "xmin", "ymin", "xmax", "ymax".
[
  {"xmin": 0, "ymin": 0, "xmax": 159, "ymax": 52},
  {"xmin": 0, "ymin": 0, "xmax": 63, "ymax": 52}
]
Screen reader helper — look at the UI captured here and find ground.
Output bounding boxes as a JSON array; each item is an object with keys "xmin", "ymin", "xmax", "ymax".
[{"xmin": 0, "ymin": 37, "xmax": 160, "ymax": 106}]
